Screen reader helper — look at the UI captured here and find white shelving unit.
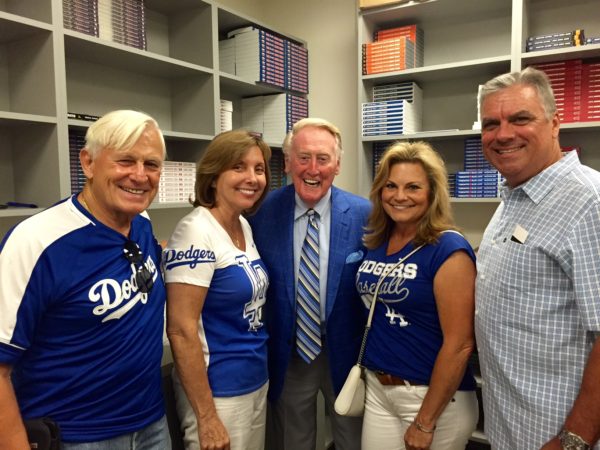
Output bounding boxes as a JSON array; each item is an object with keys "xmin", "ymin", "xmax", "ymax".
[
  {"xmin": 0, "ymin": 0, "xmax": 305, "ymax": 238},
  {"xmin": 357, "ymin": 0, "xmax": 600, "ymax": 247}
]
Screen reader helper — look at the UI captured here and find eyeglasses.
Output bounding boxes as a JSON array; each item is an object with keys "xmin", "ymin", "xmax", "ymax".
[{"xmin": 123, "ymin": 240, "xmax": 155, "ymax": 294}]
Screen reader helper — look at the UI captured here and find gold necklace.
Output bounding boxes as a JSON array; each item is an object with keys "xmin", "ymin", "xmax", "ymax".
[
  {"xmin": 79, "ymin": 194, "xmax": 92, "ymax": 214},
  {"xmin": 214, "ymin": 209, "xmax": 242, "ymax": 248},
  {"xmin": 79, "ymin": 192, "xmax": 131, "ymax": 237}
]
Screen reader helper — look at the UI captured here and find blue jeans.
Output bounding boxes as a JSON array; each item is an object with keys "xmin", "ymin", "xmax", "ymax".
[{"xmin": 61, "ymin": 416, "xmax": 171, "ymax": 450}]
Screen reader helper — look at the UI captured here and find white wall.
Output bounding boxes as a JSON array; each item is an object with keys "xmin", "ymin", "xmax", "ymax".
[{"xmin": 217, "ymin": 0, "xmax": 360, "ymax": 194}]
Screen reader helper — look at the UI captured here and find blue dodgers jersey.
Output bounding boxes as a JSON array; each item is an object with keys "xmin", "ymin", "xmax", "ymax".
[
  {"xmin": 355, "ymin": 231, "xmax": 477, "ymax": 390},
  {"xmin": 0, "ymin": 196, "xmax": 166, "ymax": 442},
  {"xmin": 164, "ymin": 207, "xmax": 269, "ymax": 396}
]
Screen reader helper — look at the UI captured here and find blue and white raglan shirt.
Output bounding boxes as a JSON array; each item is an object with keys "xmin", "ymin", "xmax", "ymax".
[
  {"xmin": 0, "ymin": 196, "xmax": 166, "ymax": 442},
  {"xmin": 163, "ymin": 206, "xmax": 269, "ymax": 397},
  {"xmin": 355, "ymin": 231, "xmax": 477, "ymax": 390}
]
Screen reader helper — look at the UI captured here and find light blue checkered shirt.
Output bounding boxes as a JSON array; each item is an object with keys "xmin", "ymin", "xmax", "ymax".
[{"xmin": 475, "ymin": 151, "xmax": 600, "ymax": 450}]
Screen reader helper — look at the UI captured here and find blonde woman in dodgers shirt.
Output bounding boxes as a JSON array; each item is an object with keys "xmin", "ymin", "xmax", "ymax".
[
  {"xmin": 356, "ymin": 141, "xmax": 478, "ymax": 450},
  {"xmin": 165, "ymin": 130, "xmax": 271, "ymax": 450}
]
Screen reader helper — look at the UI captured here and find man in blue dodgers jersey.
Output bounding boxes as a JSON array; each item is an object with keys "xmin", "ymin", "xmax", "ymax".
[
  {"xmin": 0, "ymin": 110, "xmax": 170, "ymax": 449},
  {"xmin": 249, "ymin": 118, "xmax": 371, "ymax": 450}
]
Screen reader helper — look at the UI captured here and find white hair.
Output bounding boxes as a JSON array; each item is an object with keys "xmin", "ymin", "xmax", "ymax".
[{"xmin": 84, "ymin": 110, "xmax": 166, "ymax": 159}]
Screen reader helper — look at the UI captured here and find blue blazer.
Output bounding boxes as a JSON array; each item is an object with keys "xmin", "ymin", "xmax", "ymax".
[{"xmin": 249, "ymin": 185, "xmax": 371, "ymax": 401}]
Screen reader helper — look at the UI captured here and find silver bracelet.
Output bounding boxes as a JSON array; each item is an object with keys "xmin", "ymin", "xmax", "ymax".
[{"xmin": 413, "ymin": 420, "xmax": 436, "ymax": 434}]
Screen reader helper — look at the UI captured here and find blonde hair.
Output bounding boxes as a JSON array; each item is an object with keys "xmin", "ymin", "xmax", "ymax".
[
  {"xmin": 193, "ymin": 130, "xmax": 271, "ymax": 215},
  {"xmin": 364, "ymin": 141, "xmax": 457, "ymax": 249}
]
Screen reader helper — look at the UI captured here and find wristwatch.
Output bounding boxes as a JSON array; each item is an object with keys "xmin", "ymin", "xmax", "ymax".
[{"xmin": 559, "ymin": 429, "xmax": 591, "ymax": 450}]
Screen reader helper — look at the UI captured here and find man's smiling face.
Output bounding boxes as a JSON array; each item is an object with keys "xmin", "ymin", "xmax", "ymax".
[
  {"xmin": 285, "ymin": 125, "xmax": 340, "ymax": 208},
  {"xmin": 481, "ymin": 83, "xmax": 560, "ymax": 187}
]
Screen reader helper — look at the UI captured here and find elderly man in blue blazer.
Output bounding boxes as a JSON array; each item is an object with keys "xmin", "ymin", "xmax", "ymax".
[{"xmin": 249, "ymin": 118, "xmax": 370, "ymax": 450}]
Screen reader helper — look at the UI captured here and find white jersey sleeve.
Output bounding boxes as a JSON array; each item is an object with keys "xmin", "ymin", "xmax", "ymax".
[{"xmin": 163, "ymin": 207, "xmax": 218, "ymax": 287}]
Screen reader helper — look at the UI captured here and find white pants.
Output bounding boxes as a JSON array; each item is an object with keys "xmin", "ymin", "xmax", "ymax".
[
  {"xmin": 362, "ymin": 370, "xmax": 478, "ymax": 450},
  {"xmin": 173, "ymin": 370, "xmax": 268, "ymax": 450}
]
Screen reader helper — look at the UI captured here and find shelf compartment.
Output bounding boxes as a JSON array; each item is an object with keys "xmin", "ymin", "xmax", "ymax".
[
  {"xmin": 363, "ymin": 74, "xmax": 505, "ymax": 133},
  {"xmin": 359, "ymin": 0, "xmax": 512, "ymax": 67},
  {"xmin": 0, "ymin": 121, "xmax": 60, "ymax": 208},
  {"xmin": 559, "ymin": 127, "xmax": 600, "ymax": 170},
  {"xmin": 65, "ymin": 54, "xmax": 215, "ymax": 136},
  {"xmin": 144, "ymin": 0, "xmax": 212, "ymax": 68},
  {"xmin": 0, "ymin": 12, "xmax": 52, "ymax": 41},
  {"xmin": 0, "ymin": 15, "xmax": 55, "ymax": 116},
  {"xmin": 219, "ymin": 73, "xmax": 293, "ymax": 135},
  {"xmin": 217, "ymin": 5, "xmax": 304, "ymax": 45},
  {"xmin": 522, "ymin": 0, "xmax": 600, "ymax": 55},
  {"xmin": 0, "ymin": 2, "xmax": 51, "ymax": 24}
]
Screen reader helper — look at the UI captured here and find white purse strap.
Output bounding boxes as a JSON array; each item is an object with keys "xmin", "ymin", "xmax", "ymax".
[{"xmin": 356, "ymin": 243, "xmax": 425, "ymax": 365}]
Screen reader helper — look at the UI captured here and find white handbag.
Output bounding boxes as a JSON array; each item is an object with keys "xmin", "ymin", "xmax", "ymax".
[
  {"xmin": 334, "ymin": 244, "xmax": 424, "ymax": 417},
  {"xmin": 334, "ymin": 364, "xmax": 365, "ymax": 417}
]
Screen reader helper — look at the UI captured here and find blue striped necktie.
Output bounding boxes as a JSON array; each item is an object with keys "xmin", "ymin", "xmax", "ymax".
[{"xmin": 296, "ymin": 209, "xmax": 322, "ymax": 363}]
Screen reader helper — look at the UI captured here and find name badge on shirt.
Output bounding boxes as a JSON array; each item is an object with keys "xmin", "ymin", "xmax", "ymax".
[{"xmin": 510, "ymin": 224, "xmax": 528, "ymax": 244}]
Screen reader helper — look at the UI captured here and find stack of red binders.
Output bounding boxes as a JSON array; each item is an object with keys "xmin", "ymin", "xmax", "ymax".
[{"xmin": 532, "ymin": 59, "xmax": 600, "ymax": 123}]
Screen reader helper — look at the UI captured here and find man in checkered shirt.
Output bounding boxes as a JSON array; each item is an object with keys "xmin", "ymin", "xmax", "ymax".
[{"xmin": 475, "ymin": 67, "xmax": 600, "ymax": 450}]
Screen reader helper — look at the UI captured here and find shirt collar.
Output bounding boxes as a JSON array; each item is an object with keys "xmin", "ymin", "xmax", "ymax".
[
  {"xmin": 294, "ymin": 189, "xmax": 332, "ymax": 220},
  {"xmin": 500, "ymin": 150, "xmax": 579, "ymax": 204}
]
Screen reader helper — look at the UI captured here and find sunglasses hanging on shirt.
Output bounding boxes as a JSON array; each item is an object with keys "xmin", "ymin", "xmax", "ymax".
[{"xmin": 123, "ymin": 240, "xmax": 155, "ymax": 294}]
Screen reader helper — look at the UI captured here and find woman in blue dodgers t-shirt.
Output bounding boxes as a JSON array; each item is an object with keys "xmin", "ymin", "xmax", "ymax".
[
  {"xmin": 164, "ymin": 130, "xmax": 271, "ymax": 450},
  {"xmin": 356, "ymin": 141, "xmax": 478, "ymax": 450}
]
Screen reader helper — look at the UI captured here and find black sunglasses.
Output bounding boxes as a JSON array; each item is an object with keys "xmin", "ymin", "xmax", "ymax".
[{"xmin": 123, "ymin": 240, "xmax": 155, "ymax": 294}]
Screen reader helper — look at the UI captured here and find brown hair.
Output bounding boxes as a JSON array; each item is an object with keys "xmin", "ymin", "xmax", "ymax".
[{"xmin": 193, "ymin": 130, "xmax": 271, "ymax": 215}]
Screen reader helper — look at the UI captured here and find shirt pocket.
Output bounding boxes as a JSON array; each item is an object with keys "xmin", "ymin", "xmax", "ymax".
[{"xmin": 495, "ymin": 240, "xmax": 567, "ymax": 312}]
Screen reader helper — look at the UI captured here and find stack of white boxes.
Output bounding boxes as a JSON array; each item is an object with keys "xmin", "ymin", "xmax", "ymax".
[
  {"xmin": 156, "ymin": 161, "xmax": 196, "ymax": 204},
  {"xmin": 362, "ymin": 81, "xmax": 422, "ymax": 136},
  {"xmin": 97, "ymin": 0, "xmax": 147, "ymax": 50},
  {"xmin": 242, "ymin": 93, "xmax": 308, "ymax": 143},
  {"xmin": 223, "ymin": 26, "xmax": 286, "ymax": 89},
  {"xmin": 219, "ymin": 26, "xmax": 308, "ymax": 95},
  {"xmin": 241, "ymin": 96, "xmax": 264, "ymax": 137},
  {"xmin": 219, "ymin": 38, "xmax": 235, "ymax": 75},
  {"xmin": 220, "ymin": 99, "xmax": 233, "ymax": 133}
]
